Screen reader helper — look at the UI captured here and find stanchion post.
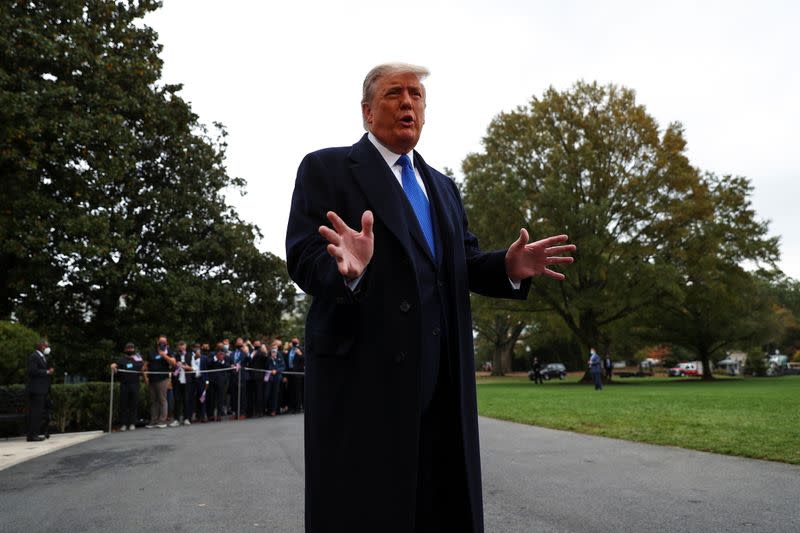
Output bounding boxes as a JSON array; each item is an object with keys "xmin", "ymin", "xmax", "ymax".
[
  {"xmin": 108, "ymin": 368, "xmax": 115, "ymax": 433},
  {"xmin": 237, "ymin": 367, "xmax": 242, "ymax": 420}
]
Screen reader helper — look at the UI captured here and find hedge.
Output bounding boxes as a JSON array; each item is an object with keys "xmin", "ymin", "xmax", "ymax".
[
  {"xmin": 0, "ymin": 321, "xmax": 40, "ymax": 386},
  {"xmin": 1, "ymin": 382, "xmax": 150, "ymax": 435}
]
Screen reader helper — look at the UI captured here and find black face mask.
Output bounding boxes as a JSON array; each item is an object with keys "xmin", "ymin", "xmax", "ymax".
[
  {"xmin": 126, "ymin": 351, "xmax": 135, "ymax": 356},
  {"xmin": 292, "ymin": 341, "xmax": 299, "ymax": 346}
]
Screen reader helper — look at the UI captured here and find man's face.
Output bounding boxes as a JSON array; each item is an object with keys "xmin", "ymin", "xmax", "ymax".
[{"xmin": 362, "ymin": 72, "xmax": 425, "ymax": 154}]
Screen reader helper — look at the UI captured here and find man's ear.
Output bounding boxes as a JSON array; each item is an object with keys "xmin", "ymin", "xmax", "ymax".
[{"xmin": 362, "ymin": 102, "xmax": 372, "ymax": 127}]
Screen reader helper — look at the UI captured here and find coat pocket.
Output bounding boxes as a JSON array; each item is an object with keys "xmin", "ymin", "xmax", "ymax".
[{"xmin": 307, "ymin": 331, "xmax": 354, "ymax": 359}]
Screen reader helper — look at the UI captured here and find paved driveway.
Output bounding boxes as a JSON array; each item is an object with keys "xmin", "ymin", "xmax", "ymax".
[{"xmin": 1, "ymin": 415, "xmax": 798, "ymax": 532}]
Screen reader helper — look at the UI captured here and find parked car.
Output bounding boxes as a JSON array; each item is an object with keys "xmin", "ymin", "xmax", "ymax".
[
  {"xmin": 668, "ymin": 362, "xmax": 702, "ymax": 377},
  {"xmin": 538, "ymin": 363, "xmax": 567, "ymax": 380}
]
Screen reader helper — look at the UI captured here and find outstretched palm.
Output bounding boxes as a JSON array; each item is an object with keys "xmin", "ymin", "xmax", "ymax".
[
  {"xmin": 318, "ymin": 210, "xmax": 374, "ymax": 279},
  {"xmin": 505, "ymin": 229, "xmax": 576, "ymax": 281}
]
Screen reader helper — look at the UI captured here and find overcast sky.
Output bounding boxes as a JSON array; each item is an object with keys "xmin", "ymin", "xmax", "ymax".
[{"xmin": 145, "ymin": 0, "xmax": 800, "ymax": 279}]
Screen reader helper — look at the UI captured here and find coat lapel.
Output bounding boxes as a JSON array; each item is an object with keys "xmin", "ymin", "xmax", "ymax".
[
  {"xmin": 349, "ymin": 135, "xmax": 456, "ymax": 268},
  {"xmin": 349, "ymin": 135, "xmax": 416, "ymax": 261},
  {"xmin": 415, "ymin": 151, "xmax": 455, "ymax": 268}
]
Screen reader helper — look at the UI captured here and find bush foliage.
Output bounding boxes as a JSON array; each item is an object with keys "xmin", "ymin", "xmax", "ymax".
[
  {"xmin": 0, "ymin": 321, "xmax": 40, "ymax": 386},
  {"xmin": 2, "ymin": 381, "xmax": 149, "ymax": 435}
]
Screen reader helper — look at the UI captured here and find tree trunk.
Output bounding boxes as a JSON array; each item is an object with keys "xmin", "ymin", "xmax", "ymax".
[
  {"xmin": 699, "ymin": 348, "xmax": 715, "ymax": 381},
  {"xmin": 489, "ymin": 319, "xmax": 526, "ymax": 376}
]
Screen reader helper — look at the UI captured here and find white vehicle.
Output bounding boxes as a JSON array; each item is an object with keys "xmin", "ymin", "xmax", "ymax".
[{"xmin": 668, "ymin": 361, "xmax": 704, "ymax": 377}]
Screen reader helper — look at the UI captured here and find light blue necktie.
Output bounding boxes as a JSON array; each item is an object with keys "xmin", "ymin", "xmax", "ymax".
[{"xmin": 396, "ymin": 154, "xmax": 435, "ymax": 258}]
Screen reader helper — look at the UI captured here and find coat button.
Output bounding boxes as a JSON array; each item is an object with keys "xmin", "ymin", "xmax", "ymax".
[
  {"xmin": 432, "ymin": 327, "xmax": 440, "ymax": 336},
  {"xmin": 399, "ymin": 300, "xmax": 411, "ymax": 313},
  {"xmin": 395, "ymin": 351, "xmax": 406, "ymax": 364}
]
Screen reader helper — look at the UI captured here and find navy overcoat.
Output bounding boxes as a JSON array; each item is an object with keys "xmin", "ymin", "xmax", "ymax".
[{"xmin": 286, "ymin": 135, "xmax": 530, "ymax": 532}]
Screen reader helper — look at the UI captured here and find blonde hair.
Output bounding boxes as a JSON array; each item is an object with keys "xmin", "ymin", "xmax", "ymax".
[{"xmin": 361, "ymin": 62, "xmax": 429, "ymax": 130}]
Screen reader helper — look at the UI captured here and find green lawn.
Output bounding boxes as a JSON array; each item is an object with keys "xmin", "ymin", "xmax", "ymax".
[{"xmin": 476, "ymin": 374, "xmax": 800, "ymax": 464}]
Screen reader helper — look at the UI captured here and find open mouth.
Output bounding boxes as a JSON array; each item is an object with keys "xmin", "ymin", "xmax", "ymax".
[{"xmin": 400, "ymin": 114, "xmax": 415, "ymax": 126}]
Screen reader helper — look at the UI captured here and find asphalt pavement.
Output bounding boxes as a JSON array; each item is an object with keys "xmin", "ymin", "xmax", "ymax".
[{"xmin": 1, "ymin": 415, "xmax": 798, "ymax": 532}]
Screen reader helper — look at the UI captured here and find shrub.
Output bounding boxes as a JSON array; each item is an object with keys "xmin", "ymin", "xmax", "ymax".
[
  {"xmin": 0, "ymin": 321, "xmax": 41, "ymax": 386},
  {"xmin": 2, "ymin": 381, "xmax": 150, "ymax": 435}
]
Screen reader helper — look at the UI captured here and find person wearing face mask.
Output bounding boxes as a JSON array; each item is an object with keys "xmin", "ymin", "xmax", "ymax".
[
  {"xmin": 229, "ymin": 337, "xmax": 246, "ymax": 419},
  {"xmin": 143, "ymin": 335, "xmax": 176, "ymax": 428},
  {"xmin": 190, "ymin": 343, "xmax": 206, "ymax": 422},
  {"xmin": 196, "ymin": 343, "xmax": 212, "ymax": 422},
  {"xmin": 171, "ymin": 341, "xmax": 195, "ymax": 426},
  {"xmin": 111, "ymin": 342, "xmax": 144, "ymax": 431},
  {"xmin": 252, "ymin": 343, "xmax": 269, "ymax": 417},
  {"xmin": 208, "ymin": 347, "xmax": 232, "ymax": 422},
  {"xmin": 25, "ymin": 339, "xmax": 54, "ymax": 442},
  {"xmin": 242, "ymin": 344, "xmax": 259, "ymax": 418},
  {"xmin": 286, "ymin": 337, "xmax": 304, "ymax": 413},
  {"xmin": 265, "ymin": 345, "xmax": 286, "ymax": 416}
]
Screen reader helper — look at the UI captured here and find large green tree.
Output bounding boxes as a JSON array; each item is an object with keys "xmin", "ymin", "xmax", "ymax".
[
  {"xmin": 1, "ymin": 1, "xmax": 294, "ymax": 380},
  {"xmin": 463, "ymin": 81, "xmax": 701, "ymax": 359},
  {"xmin": 757, "ymin": 272, "xmax": 800, "ymax": 356},
  {"xmin": 641, "ymin": 173, "xmax": 780, "ymax": 379}
]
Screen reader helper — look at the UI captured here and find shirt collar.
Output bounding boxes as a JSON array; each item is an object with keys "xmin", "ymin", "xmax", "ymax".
[{"xmin": 367, "ymin": 132, "xmax": 414, "ymax": 172}]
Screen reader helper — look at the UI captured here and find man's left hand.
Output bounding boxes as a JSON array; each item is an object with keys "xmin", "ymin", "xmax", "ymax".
[{"xmin": 505, "ymin": 229, "xmax": 576, "ymax": 282}]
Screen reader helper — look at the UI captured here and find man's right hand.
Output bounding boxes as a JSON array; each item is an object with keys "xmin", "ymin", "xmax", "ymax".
[{"xmin": 318, "ymin": 210, "xmax": 374, "ymax": 280}]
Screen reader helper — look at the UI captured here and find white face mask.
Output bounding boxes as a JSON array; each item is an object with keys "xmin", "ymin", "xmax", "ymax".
[{"xmin": 43, "ymin": 347, "xmax": 51, "ymax": 355}]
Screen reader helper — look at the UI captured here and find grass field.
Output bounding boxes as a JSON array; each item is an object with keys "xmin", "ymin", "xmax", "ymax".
[{"xmin": 476, "ymin": 374, "xmax": 800, "ymax": 464}]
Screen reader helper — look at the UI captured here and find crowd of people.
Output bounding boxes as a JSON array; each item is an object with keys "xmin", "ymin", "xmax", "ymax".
[{"xmin": 111, "ymin": 335, "xmax": 304, "ymax": 431}]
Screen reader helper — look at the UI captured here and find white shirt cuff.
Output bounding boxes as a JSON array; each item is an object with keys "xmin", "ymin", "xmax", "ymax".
[
  {"xmin": 345, "ymin": 272, "xmax": 365, "ymax": 292},
  {"xmin": 509, "ymin": 277, "xmax": 521, "ymax": 290}
]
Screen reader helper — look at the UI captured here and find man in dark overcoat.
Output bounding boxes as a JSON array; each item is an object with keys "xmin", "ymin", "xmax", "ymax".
[
  {"xmin": 25, "ymin": 339, "xmax": 54, "ymax": 441},
  {"xmin": 286, "ymin": 62, "xmax": 575, "ymax": 533}
]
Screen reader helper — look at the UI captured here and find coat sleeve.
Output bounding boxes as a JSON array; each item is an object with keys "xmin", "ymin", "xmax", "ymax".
[
  {"xmin": 445, "ymin": 178, "xmax": 532, "ymax": 299},
  {"xmin": 286, "ymin": 151, "xmax": 363, "ymax": 302}
]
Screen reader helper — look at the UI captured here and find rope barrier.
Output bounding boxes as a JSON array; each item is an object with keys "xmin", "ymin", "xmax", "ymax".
[
  {"xmin": 113, "ymin": 367, "xmax": 305, "ymax": 376},
  {"xmin": 108, "ymin": 366, "xmax": 304, "ymax": 432}
]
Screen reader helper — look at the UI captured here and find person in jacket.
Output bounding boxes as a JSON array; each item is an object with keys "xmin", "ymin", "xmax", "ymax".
[
  {"xmin": 111, "ymin": 342, "xmax": 144, "ymax": 431},
  {"xmin": 208, "ymin": 347, "xmax": 231, "ymax": 421},
  {"xmin": 265, "ymin": 345, "xmax": 285, "ymax": 417},
  {"xmin": 143, "ymin": 335, "xmax": 175, "ymax": 429},
  {"xmin": 252, "ymin": 344, "xmax": 269, "ymax": 417},
  {"xmin": 589, "ymin": 348, "xmax": 603, "ymax": 390},
  {"xmin": 25, "ymin": 339, "xmax": 54, "ymax": 442},
  {"xmin": 531, "ymin": 357, "xmax": 543, "ymax": 385},
  {"xmin": 242, "ymin": 344, "xmax": 259, "ymax": 418},
  {"xmin": 285, "ymin": 62, "xmax": 575, "ymax": 532},
  {"xmin": 172, "ymin": 341, "xmax": 195, "ymax": 426}
]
